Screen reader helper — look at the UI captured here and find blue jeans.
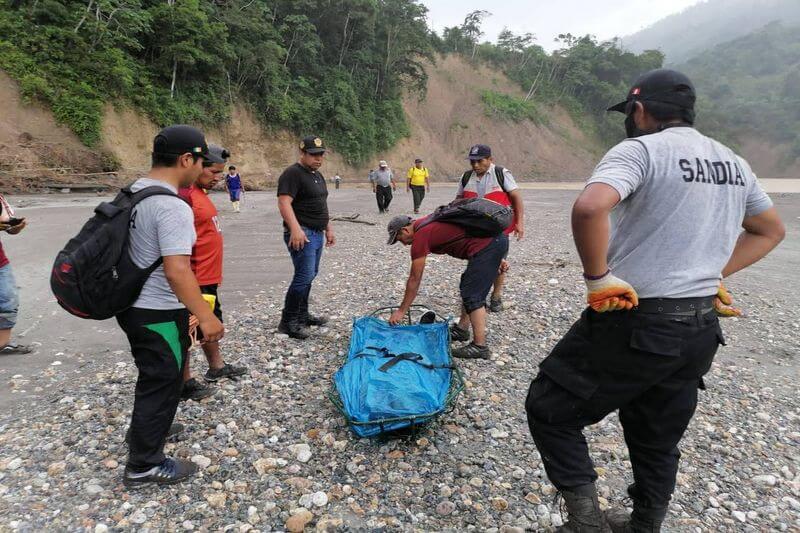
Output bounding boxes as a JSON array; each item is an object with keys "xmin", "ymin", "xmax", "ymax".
[
  {"xmin": 282, "ymin": 228, "xmax": 324, "ymax": 323},
  {"xmin": 0, "ymin": 264, "xmax": 19, "ymax": 330}
]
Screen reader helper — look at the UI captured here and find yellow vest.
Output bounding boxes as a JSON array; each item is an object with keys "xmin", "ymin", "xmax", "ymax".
[{"xmin": 407, "ymin": 166, "xmax": 429, "ymax": 186}]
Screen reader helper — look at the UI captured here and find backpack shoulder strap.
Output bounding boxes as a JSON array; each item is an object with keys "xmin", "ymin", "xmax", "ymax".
[
  {"xmin": 494, "ymin": 166, "xmax": 507, "ymax": 192},
  {"xmin": 460, "ymin": 171, "xmax": 472, "ymax": 189},
  {"xmin": 128, "ymin": 185, "xmax": 187, "ymax": 207}
]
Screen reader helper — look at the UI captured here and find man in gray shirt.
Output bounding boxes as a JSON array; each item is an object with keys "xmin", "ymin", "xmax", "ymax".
[
  {"xmin": 117, "ymin": 125, "xmax": 225, "ymax": 488},
  {"xmin": 370, "ymin": 160, "xmax": 396, "ymax": 213},
  {"xmin": 524, "ymin": 70, "xmax": 785, "ymax": 531}
]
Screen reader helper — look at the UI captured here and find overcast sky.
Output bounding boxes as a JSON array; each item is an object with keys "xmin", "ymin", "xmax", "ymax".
[{"xmin": 422, "ymin": 0, "xmax": 703, "ymax": 51}]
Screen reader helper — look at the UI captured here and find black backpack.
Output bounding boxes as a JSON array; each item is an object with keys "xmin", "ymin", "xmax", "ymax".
[
  {"xmin": 418, "ymin": 197, "xmax": 513, "ymax": 238},
  {"xmin": 461, "ymin": 165, "xmax": 508, "ymax": 192},
  {"xmin": 50, "ymin": 185, "xmax": 181, "ymax": 320}
]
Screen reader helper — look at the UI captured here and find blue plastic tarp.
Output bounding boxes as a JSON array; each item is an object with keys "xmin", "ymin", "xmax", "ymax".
[{"xmin": 333, "ymin": 316, "xmax": 452, "ymax": 437}]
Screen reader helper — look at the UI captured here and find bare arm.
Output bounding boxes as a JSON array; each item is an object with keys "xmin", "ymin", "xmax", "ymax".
[
  {"xmin": 399, "ymin": 257, "xmax": 426, "ymax": 312},
  {"xmin": 163, "ymin": 255, "xmax": 224, "ymax": 341},
  {"xmin": 389, "ymin": 257, "xmax": 426, "ymax": 324},
  {"xmin": 721, "ymin": 207, "xmax": 785, "ymax": 278},
  {"xmin": 571, "ymin": 183, "xmax": 620, "ymax": 277},
  {"xmin": 508, "ymin": 189, "xmax": 525, "ymax": 240},
  {"xmin": 278, "ymin": 194, "xmax": 309, "ymax": 250},
  {"xmin": 325, "ymin": 221, "xmax": 336, "ymax": 247}
]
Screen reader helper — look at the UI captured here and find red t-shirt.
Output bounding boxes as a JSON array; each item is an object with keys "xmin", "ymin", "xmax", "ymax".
[
  {"xmin": 179, "ymin": 185, "xmax": 223, "ymax": 285},
  {"xmin": 0, "ymin": 240, "xmax": 8, "ymax": 269},
  {"xmin": 410, "ymin": 219, "xmax": 492, "ymax": 260},
  {"xmin": 0, "ymin": 195, "xmax": 10, "ymax": 268}
]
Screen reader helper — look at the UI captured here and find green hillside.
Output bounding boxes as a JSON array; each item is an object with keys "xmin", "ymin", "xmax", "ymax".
[
  {"xmin": 0, "ymin": 0, "xmax": 432, "ymax": 163},
  {"xmin": 680, "ymin": 22, "xmax": 800, "ymax": 165},
  {"xmin": 0, "ymin": 0, "xmax": 671, "ymax": 166},
  {"xmin": 622, "ymin": 0, "xmax": 800, "ymax": 64},
  {"xmin": 432, "ymin": 14, "xmax": 664, "ymax": 144}
]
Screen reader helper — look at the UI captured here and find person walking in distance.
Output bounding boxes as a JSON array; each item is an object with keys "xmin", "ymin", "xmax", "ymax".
[
  {"xmin": 119, "ymin": 125, "xmax": 225, "ymax": 487},
  {"xmin": 178, "ymin": 144, "xmax": 248, "ymax": 402},
  {"xmin": 454, "ymin": 144, "xmax": 525, "ymax": 314},
  {"xmin": 276, "ymin": 136, "xmax": 336, "ymax": 339},
  {"xmin": 406, "ymin": 158, "xmax": 430, "ymax": 214},
  {"xmin": 225, "ymin": 166, "xmax": 243, "ymax": 212},
  {"xmin": 524, "ymin": 69, "xmax": 785, "ymax": 532},
  {"xmin": 370, "ymin": 160, "xmax": 396, "ymax": 213},
  {"xmin": 333, "ymin": 174, "xmax": 342, "ymax": 190}
]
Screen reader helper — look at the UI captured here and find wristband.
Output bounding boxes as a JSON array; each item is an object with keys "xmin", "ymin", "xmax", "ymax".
[{"xmin": 583, "ymin": 269, "xmax": 610, "ymax": 281}]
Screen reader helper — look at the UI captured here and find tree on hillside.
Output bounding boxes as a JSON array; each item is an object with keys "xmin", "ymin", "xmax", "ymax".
[
  {"xmin": 461, "ymin": 9, "xmax": 490, "ymax": 59},
  {"xmin": 374, "ymin": 0, "xmax": 431, "ymax": 97},
  {"xmin": 142, "ymin": 0, "xmax": 229, "ymax": 99}
]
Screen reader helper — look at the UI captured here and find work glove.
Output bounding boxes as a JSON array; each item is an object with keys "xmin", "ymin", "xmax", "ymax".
[
  {"xmin": 584, "ymin": 271, "xmax": 639, "ymax": 312},
  {"xmin": 714, "ymin": 282, "xmax": 742, "ymax": 317}
]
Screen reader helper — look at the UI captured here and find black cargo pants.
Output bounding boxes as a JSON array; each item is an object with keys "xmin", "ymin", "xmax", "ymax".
[
  {"xmin": 376, "ymin": 185, "xmax": 393, "ymax": 212},
  {"xmin": 525, "ymin": 307, "xmax": 723, "ymax": 508},
  {"xmin": 117, "ymin": 307, "xmax": 190, "ymax": 471}
]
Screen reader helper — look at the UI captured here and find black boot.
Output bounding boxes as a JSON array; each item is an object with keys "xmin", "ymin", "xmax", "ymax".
[
  {"xmin": 607, "ymin": 485, "xmax": 667, "ymax": 533},
  {"xmin": 278, "ymin": 292, "xmax": 310, "ymax": 340},
  {"xmin": 304, "ymin": 313, "xmax": 329, "ymax": 327},
  {"xmin": 298, "ymin": 286, "xmax": 328, "ymax": 327},
  {"xmin": 607, "ymin": 505, "xmax": 666, "ymax": 533},
  {"xmin": 556, "ymin": 483, "xmax": 610, "ymax": 532}
]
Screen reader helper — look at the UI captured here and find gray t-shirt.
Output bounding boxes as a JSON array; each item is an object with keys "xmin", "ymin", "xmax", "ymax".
[
  {"xmin": 128, "ymin": 178, "xmax": 196, "ymax": 310},
  {"xmin": 457, "ymin": 164, "xmax": 519, "ymax": 198},
  {"xmin": 587, "ymin": 127, "xmax": 773, "ymax": 299},
  {"xmin": 370, "ymin": 169, "xmax": 394, "ymax": 187}
]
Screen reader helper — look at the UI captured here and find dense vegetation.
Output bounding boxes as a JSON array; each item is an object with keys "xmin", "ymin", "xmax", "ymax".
[
  {"xmin": 680, "ymin": 22, "xmax": 800, "ymax": 164},
  {"xmin": 432, "ymin": 13, "xmax": 664, "ymax": 142},
  {"xmin": 7, "ymin": 0, "xmax": 793, "ymax": 165},
  {"xmin": 480, "ymin": 91, "xmax": 546, "ymax": 125},
  {"xmin": 0, "ymin": 0, "xmax": 432, "ymax": 163}
]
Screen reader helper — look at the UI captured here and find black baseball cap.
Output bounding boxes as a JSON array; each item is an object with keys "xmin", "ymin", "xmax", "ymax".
[
  {"xmin": 204, "ymin": 143, "xmax": 230, "ymax": 164},
  {"xmin": 153, "ymin": 124, "xmax": 209, "ymax": 159},
  {"xmin": 387, "ymin": 215, "xmax": 413, "ymax": 245},
  {"xmin": 607, "ymin": 69, "xmax": 696, "ymax": 114},
  {"xmin": 299, "ymin": 135, "xmax": 326, "ymax": 154},
  {"xmin": 467, "ymin": 144, "xmax": 492, "ymax": 161},
  {"xmin": 414, "ymin": 158, "xmax": 423, "ymax": 163}
]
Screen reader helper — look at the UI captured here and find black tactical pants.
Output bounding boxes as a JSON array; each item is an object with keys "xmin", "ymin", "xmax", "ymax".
[
  {"xmin": 376, "ymin": 185, "xmax": 393, "ymax": 212},
  {"xmin": 525, "ymin": 307, "xmax": 723, "ymax": 508},
  {"xmin": 117, "ymin": 307, "xmax": 190, "ymax": 471}
]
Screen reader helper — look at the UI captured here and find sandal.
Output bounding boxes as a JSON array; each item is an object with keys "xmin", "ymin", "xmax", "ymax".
[{"xmin": 0, "ymin": 343, "xmax": 33, "ymax": 355}]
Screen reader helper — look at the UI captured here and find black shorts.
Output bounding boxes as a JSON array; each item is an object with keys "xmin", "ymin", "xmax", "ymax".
[{"xmin": 198, "ymin": 284, "xmax": 223, "ymax": 340}]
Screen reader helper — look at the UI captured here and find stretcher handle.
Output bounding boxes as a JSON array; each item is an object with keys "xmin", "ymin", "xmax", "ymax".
[{"xmin": 369, "ymin": 305, "xmax": 449, "ymax": 325}]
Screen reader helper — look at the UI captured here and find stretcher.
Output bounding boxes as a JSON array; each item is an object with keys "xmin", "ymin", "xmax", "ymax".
[{"xmin": 329, "ymin": 305, "xmax": 465, "ymax": 438}]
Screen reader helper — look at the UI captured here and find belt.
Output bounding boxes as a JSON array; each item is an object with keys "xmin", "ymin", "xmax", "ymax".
[{"xmin": 633, "ymin": 296, "xmax": 716, "ymax": 316}]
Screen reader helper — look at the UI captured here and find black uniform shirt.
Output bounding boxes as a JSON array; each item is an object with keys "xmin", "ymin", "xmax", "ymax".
[{"xmin": 277, "ymin": 163, "xmax": 329, "ymax": 231}]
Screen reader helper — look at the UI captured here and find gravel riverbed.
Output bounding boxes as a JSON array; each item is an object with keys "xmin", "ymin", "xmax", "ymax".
[{"xmin": 0, "ymin": 189, "xmax": 797, "ymax": 532}]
